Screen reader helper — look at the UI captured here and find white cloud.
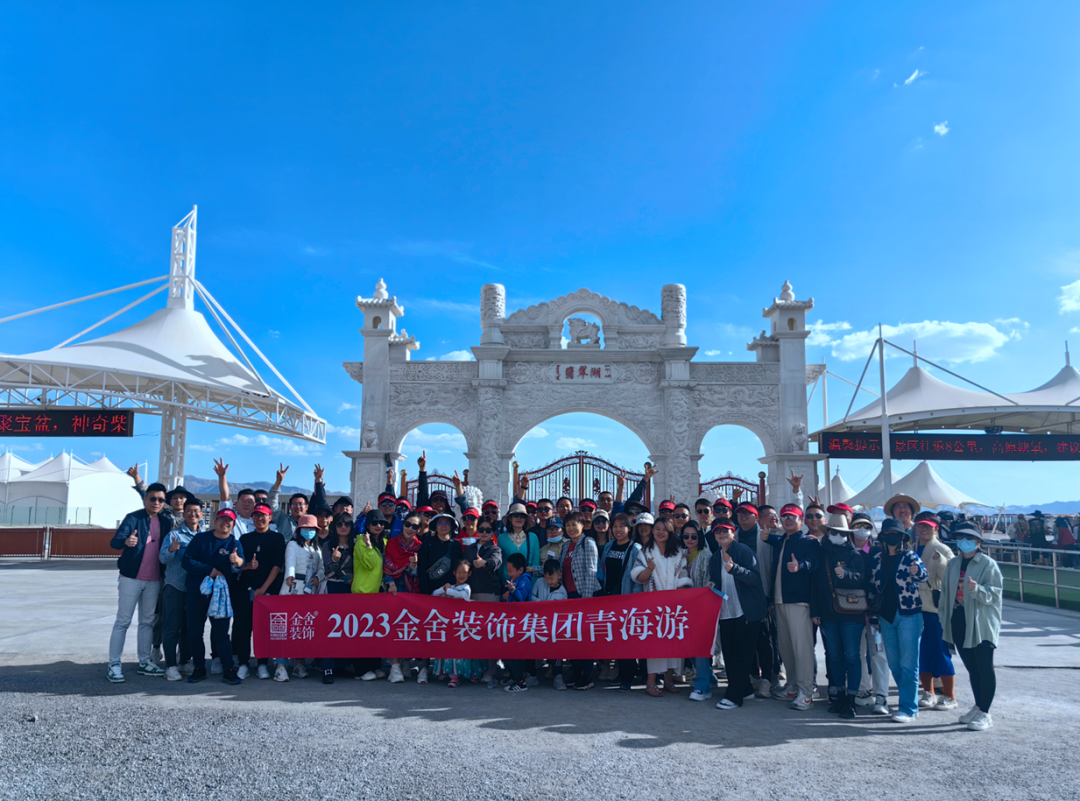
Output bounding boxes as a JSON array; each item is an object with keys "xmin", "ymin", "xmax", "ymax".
[
  {"xmin": 212, "ymin": 433, "xmax": 323, "ymax": 456},
  {"xmin": 829, "ymin": 320, "xmax": 1019, "ymax": 364},
  {"xmin": 903, "ymin": 69, "xmax": 925, "ymax": 85},
  {"xmin": 933, "ymin": 121, "xmax": 949, "ymax": 136},
  {"xmin": 522, "ymin": 427, "xmax": 548, "ymax": 439},
  {"xmin": 440, "ymin": 350, "xmax": 474, "ymax": 361},
  {"xmin": 1058, "ymin": 280, "xmax": 1080, "ymax": 313},
  {"xmin": 8, "ymin": 443, "xmax": 44, "ymax": 452},
  {"xmin": 1071, "ymin": 327, "xmax": 1080, "ymax": 334},
  {"xmin": 392, "ymin": 241, "xmax": 502, "ymax": 271},
  {"xmin": 806, "ymin": 320, "xmax": 853, "ymax": 348},
  {"xmin": 871, "ymin": 69, "xmax": 880, "ymax": 80},
  {"xmin": 268, "ymin": 329, "xmax": 280, "ymax": 338},
  {"xmin": 556, "ymin": 436, "xmax": 596, "ymax": 450},
  {"xmin": 189, "ymin": 444, "xmax": 217, "ymax": 452},
  {"xmin": 402, "ymin": 430, "xmax": 468, "ymax": 450},
  {"xmin": 337, "ymin": 402, "xmax": 358, "ymax": 413},
  {"xmin": 332, "ymin": 426, "xmax": 364, "ymax": 439},
  {"xmin": 704, "ymin": 349, "xmax": 723, "ymax": 356}
]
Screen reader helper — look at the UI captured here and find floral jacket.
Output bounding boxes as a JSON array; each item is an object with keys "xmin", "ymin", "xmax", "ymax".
[{"xmin": 870, "ymin": 548, "xmax": 928, "ymax": 615}]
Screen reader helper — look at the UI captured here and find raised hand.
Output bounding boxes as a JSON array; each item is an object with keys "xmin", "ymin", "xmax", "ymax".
[
  {"xmin": 418, "ymin": 451, "xmax": 427, "ymax": 472},
  {"xmin": 363, "ymin": 531, "xmax": 372, "ymax": 548},
  {"xmin": 616, "ymin": 473, "xmax": 625, "ymax": 490},
  {"xmin": 453, "ymin": 471, "xmax": 463, "ymax": 492},
  {"xmin": 472, "ymin": 556, "xmax": 486, "ymax": 569},
  {"xmin": 787, "ymin": 469, "xmax": 803, "ymax": 493},
  {"xmin": 644, "ymin": 464, "xmax": 659, "ymax": 481},
  {"xmin": 213, "ymin": 458, "xmax": 228, "ymax": 478},
  {"xmin": 314, "ymin": 464, "xmax": 325, "ymax": 483},
  {"xmin": 733, "ymin": 487, "xmax": 743, "ymax": 503},
  {"xmin": 332, "ymin": 546, "xmax": 342, "ymax": 562},
  {"xmin": 787, "ymin": 553, "xmax": 800, "ymax": 573},
  {"xmin": 126, "ymin": 465, "xmax": 141, "ymax": 481},
  {"xmin": 386, "ymin": 466, "xmax": 396, "ymax": 484},
  {"xmin": 275, "ymin": 463, "xmax": 289, "ymax": 485},
  {"xmin": 362, "ymin": 501, "xmax": 372, "ymax": 515},
  {"xmin": 250, "ymin": 554, "xmax": 259, "ymax": 571},
  {"xmin": 408, "ymin": 553, "xmax": 418, "ymax": 569}
]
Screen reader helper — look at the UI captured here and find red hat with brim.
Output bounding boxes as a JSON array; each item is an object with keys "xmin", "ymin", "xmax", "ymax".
[
  {"xmin": 827, "ymin": 503, "xmax": 854, "ymax": 517},
  {"xmin": 580, "ymin": 499, "xmax": 597, "ymax": 510},
  {"xmin": 713, "ymin": 498, "xmax": 732, "ymax": 510},
  {"xmin": 780, "ymin": 504, "xmax": 804, "ymax": 517},
  {"xmin": 482, "ymin": 501, "xmax": 499, "ymax": 510},
  {"xmin": 395, "ymin": 498, "xmax": 412, "ymax": 510},
  {"xmin": 416, "ymin": 506, "xmax": 435, "ymax": 515},
  {"xmin": 735, "ymin": 503, "xmax": 759, "ymax": 517},
  {"xmin": 712, "ymin": 522, "xmax": 736, "ymax": 532},
  {"xmin": 463, "ymin": 508, "xmax": 481, "ymax": 519},
  {"xmin": 658, "ymin": 500, "xmax": 676, "ymax": 511},
  {"xmin": 216, "ymin": 508, "xmax": 237, "ymax": 521},
  {"xmin": 253, "ymin": 504, "xmax": 272, "ymax": 516}
]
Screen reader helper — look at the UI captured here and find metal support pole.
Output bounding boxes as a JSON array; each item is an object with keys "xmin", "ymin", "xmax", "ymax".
[
  {"xmin": 878, "ymin": 328, "xmax": 893, "ymax": 503},
  {"xmin": 1053, "ymin": 550, "xmax": 1060, "ymax": 608},
  {"xmin": 822, "ymin": 370, "xmax": 832, "ymax": 507},
  {"xmin": 1018, "ymin": 558, "xmax": 1024, "ymax": 603},
  {"xmin": 157, "ymin": 408, "xmax": 187, "ymax": 490}
]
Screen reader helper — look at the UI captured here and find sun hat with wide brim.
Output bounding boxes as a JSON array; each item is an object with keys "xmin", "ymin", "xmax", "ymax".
[
  {"xmin": 823, "ymin": 512, "xmax": 854, "ymax": 533},
  {"xmin": 884, "ymin": 494, "xmax": 921, "ymax": 517}
]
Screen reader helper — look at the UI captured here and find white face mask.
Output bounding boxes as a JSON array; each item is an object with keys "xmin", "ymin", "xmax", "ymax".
[
  {"xmin": 828, "ymin": 534, "xmax": 848, "ymax": 546},
  {"xmin": 461, "ymin": 536, "xmax": 477, "ymax": 546}
]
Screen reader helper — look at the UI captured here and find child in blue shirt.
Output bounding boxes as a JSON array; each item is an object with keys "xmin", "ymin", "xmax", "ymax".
[{"xmin": 503, "ymin": 553, "xmax": 534, "ymax": 693}]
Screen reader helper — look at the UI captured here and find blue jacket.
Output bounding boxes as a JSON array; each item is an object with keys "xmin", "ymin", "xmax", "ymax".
[
  {"xmin": 871, "ymin": 548, "xmax": 927, "ymax": 616},
  {"xmin": 181, "ymin": 530, "xmax": 244, "ymax": 594},
  {"xmin": 111, "ymin": 509, "xmax": 174, "ymax": 580},
  {"xmin": 597, "ymin": 540, "xmax": 644, "ymax": 596},
  {"xmin": 159, "ymin": 524, "xmax": 201, "ymax": 591},
  {"xmin": 505, "ymin": 572, "xmax": 532, "ymax": 602},
  {"xmin": 769, "ymin": 531, "xmax": 820, "ymax": 605}
]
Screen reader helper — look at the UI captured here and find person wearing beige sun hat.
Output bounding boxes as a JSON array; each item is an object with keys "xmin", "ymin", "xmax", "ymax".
[{"xmin": 884, "ymin": 494, "xmax": 921, "ymax": 533}]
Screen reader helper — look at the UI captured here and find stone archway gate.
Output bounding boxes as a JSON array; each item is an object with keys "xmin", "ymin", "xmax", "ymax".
[{"xmin": 343, "ymin": 280, "xmax": 823, "ymax": 510}]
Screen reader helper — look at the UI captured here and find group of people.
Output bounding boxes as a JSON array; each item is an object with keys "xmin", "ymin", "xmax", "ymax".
[{"xmin": 106, "ymin": 455, "xmax": 1004, "ymax": 731}]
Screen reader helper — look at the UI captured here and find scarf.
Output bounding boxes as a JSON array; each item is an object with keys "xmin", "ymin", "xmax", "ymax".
[{"xmin": 383, "ymin": 534, "xmax": 422, "ymax": 593}]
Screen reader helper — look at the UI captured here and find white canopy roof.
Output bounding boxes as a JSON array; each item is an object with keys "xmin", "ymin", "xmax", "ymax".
[
  {"xmin": 0, "ymin": 451, "xmax": 35, "ymax": 482},
  {"xmin": 846, "ymin": 465, "xmax": 901, "ymax": 508},
  {"xmin": 891, "ymin": 460, "xmax": 987, "ymax": 509},
  {"xmin": 9, "ymin": 452, "xmax": 102, "ymax": 484},
  {"xmin": 819, "ymin": 363, "xmax": 1080, "ymax": 436},
  {"xmin": 829, "ymin": 467, "xmax": 855, "ymax": 504},
  {"xmin": 87, "ymin": 456, "xmax": 125, "ymax": 474}
]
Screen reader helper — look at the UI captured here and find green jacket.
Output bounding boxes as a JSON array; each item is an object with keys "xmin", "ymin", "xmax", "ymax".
[
  {"xmin": 351, "ymin": 542, "xmax": 384, "ymax": 594},
  {"xmin": 938, "ymin": 551, "xmax": 1003, "ymax": 649}
]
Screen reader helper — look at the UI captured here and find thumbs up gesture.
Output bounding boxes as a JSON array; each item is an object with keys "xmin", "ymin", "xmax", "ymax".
[
  {"xmin": 332, "ymin": 546, "xmax": 342, "ymax": 562},
  {"xmin": 834, "ymin": 563, "xmax": 844, "ymax": 579},
  {"xmin": 723, "ymin": 551, "xmax": 734, "ymax": 573},
  {"xmin": 250, "ymin": 554, "xmax": 259, "ymax": 571},
  {"xmin": 787, "ymin": 553, "xmax": 799, "ymax": 573},
  {"xmin": 229, "ymin": 548, "xmax": 243, "ymax": 568},
  {"xmin": 909, "ymin": 563, "xmax": 920, "ymax": 577},
  {"xmin": 168, "ymin": 536, "xmax": 181, "ymax": 553},
  {"xmin": 967, "ymin": 575, "xmax": 977, "ymax": 592},
  {"xmin": 409, "ymin": 553, "xmax": 418, "ymax": 569}
]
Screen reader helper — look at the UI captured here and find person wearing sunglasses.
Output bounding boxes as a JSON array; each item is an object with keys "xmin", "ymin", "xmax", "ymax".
[
  {"xmin": 498, "ymin": 503, "xmax": 539, "ymax": 582},
  {"xmin": 939, "ymin": 522, "xmax": 1002, "ymax": 731},
  {"xmin": 734, "ymin": 503, "xmax": 760, "ymax": 549},
  {"xmin": 769, "ymin": 503, "xmax": 819, "ymax": 710},
  {"xmin": 482, "ymin": 500, "xmax": 505, "ymax": 536},
  {"xmin": 107, "ymin": 482, "xmax": 175, "ymax": 683},
  {"xmin": 590, "ymin": 509, "xmax": 611, "ymax": 549},
  {"xmin": 804, "ymin": 504, "xmax": 827, "ymax": 540},
  {"xmin": 694, "ymin": 498, "xmax": 714, "ymax": 531},
  {"xmin": 532, "ymin": 500, "xmax": 556, "ymax": 539}
]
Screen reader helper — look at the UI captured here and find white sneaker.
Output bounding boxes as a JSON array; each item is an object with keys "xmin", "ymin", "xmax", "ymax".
[
  {"xmin": 891, "ymin": 711, "xmax": 917, "ymax": 723},
  {"xmin": 106, "ymin": 662, "xmax": 125, "ymax": 683},
  {"xmin": 934, "ymin": 696, "xmax": 958, "ymax": 711},
  {"xmin": 959, "ymin": 705, "xmax": 981, "ymax": 725},
  {"xmin": 274, "ymin": 665, "xmax": 290, "ymax": 682},
  {"xmin": 374, "ymin": 668, "xmax": 387, "ymax": 679},
  {"xmin": 358, "ymin": 671, "xmax": 378, "ymax": 681},
  {"xmin": 293, "ymin": 663, "xmax": 308, "ymax": 679},
  {"xmin": 716, "ymin": 698, "xmax": 739, "ymax": 710},
  {"xmin": 918, "ymin": 689, "xmax": 937, "ymax": 709},
  {"xmin": 967, "ymin": 711, "xmax": 993, "ymax": 731},
  {"xmin": 755, "ymin": 679, "xmax": 771, "ymax": 699},
  {"xmin": 151, "ymin": 645, "xmax": 164, "ymax": 664},
  {"xmin": 554, "ymin": 675, "xmax": 568, "ymax": 691},
  {"xmin": 210, "ymin": 657, "xmax": 224, "ymax": 675},
  {"xmin": 236, "ymin": 665, "xmax": 250, "ymax": 680},
  {"xmin": 178, "ymin": 661, "xmax": 194, "ymax": 676},
  {"xmin": 417, "ymin": 668, "xmax": 429, "ymax": 684},
  {"xmin": 872, "ymin": 696, "xmax": 890, "ymax": 715},
  {"xmin": 790, "ymin": 694, "xmax": 813, "ymax": 711},
  {"xmin": 165, "ymin": 666, "xmax": 182, "ymax": 682},
  {"xmin": 257, "ymin": 665, "xmax": 271, "ymax": 680},
  {"xmin": 854, "ymin": 690, "xmax": 875, "ymax": 707},
  {"xmin": 388, "ymin": 664, "xmax": 405, "ymax": 683},
  {"xmin": 688, "ymin": 690, "xmax": 712, "ymax": 702},
  {"xmin": 137, "ymin": 660, "xmax": 165, "ymax": 677}
]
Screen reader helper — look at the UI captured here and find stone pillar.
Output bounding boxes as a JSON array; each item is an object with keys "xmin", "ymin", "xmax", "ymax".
[
  {"xmin": 474, "ymin": 382, "xmax": 509, "ymax": 508},
  {"xmin": 345, "ymin": 450, "xmax": 404, "ymax": 505},
  {"xmin": 480, "ymin": 283, "xmax": 505, "ymax": 345},
  {"xmin": 662, "ymin": 284, "xmax": 687, "ymax": 346},
  {"xmin": 663, "ymin": 386, "xmax": 698, "ymax": 504}
]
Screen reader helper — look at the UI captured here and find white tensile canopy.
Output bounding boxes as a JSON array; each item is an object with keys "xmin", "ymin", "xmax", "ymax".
[
  {"xmin": 829, "ymin": 467, "xmax": 855, "ymax": 504},
  {"xmin": 845, "ymin": 465, "xmax": 901, "ymax": 509},
  {"xmin": 848, "ymin": 460, "xmax": 986, "ymax": 510},
  {"xmin": 1, "ymin": 451, "xmax": 138, "ymax": 525}
]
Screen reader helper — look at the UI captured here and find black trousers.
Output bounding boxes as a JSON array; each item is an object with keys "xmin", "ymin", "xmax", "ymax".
[
  {"xmin": 753, "ymin": 609, "xmax": 780, "ymax": 683},
  {"xmin": 231, "ymin": 586, "xmax": 255, "ymax": 665},
  {"xmin": 952, "ymin": 606, "xmax": 996, "ymax": 712},
  {"xmin": 161, "ymin": 584, "xmax": 190, "ymax": 668},
  {"xmin": 323, "ymin": 582, "xmax": 361, "ymax": 674},
  {"xmin": 187, "ymin": 592, "xmax": 232, "ymax": 672},
  {"xmin": 718, "ymin": 617, "xmax": 757, "ymax": 705}
]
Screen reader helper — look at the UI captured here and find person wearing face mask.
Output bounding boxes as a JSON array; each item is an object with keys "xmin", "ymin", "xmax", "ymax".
[
  {"xmin": 539, "ymin": 516, "xmax": 566, "ymax": 566},
  {"xmin": 848, "ymin": 514, "xmax": 889, "ymax": 714},
  {"xmin": 810, "ymin": 513, "xmax": 870, "ymax": 719},
  {"xmin": 940, "ymin": 522, "xmax": 1003, "ymax": 731},
  {"xmin": 871, "ymin": 518, "xmax": 928, "ymax": 723},
  {"xmin": 913, "ymin": 511, "xmax": 957, "ymax": 712}
]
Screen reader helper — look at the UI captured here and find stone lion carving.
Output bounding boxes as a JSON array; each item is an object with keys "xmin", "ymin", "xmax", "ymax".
[
  {"xmin": 362, "ymin": 421, "xmax": 379, "ymax": 449},
  {"xmin": 790, "ymin": 422, "xmax": 809, "ymax": 452},
  {"xmin": 567, "ymin": 317, "xmax": 601, "ymax": 346}
]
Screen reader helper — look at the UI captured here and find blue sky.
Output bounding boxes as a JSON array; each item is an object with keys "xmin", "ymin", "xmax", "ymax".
[{"xmin": 1, "ymin": 2, "xmax": 1079, "ymax": 505}]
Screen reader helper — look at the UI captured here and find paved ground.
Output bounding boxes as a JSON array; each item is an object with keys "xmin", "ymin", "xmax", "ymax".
[{"xmin": 1, "ymin": 560, "xmax": 1078, "ymax": 801}]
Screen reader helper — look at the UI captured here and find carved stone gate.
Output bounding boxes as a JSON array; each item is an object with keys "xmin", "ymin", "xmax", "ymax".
[{"xmin": 343, "ymin": 280, "xmax": 822, "ymax": 510}]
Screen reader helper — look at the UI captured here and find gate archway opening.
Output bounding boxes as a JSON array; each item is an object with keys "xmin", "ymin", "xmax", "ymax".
[
  {"xmin": 397, "ymin": 423, "xmax": 470, "ymax": 505},
  {"xmin": 698, "ymin": 423, "xmax": 768, "ymax": 505},
  {"xmin": 511, "ymin": 412, "xmax": 651, "ymax": 506}
]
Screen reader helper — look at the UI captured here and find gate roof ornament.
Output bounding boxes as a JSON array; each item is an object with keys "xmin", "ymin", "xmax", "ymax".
[{"xmin": 503, "ymin": 288, "xmax": 661, "ymax": 327}]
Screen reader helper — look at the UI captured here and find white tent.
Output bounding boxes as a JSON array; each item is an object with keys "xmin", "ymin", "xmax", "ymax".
[
  {"xmin": 846, "ymin": 465, "xmax": 901, "ymax": 509},
  {"xmin": 891, "ymin": 460, "xmax": 987, "ymax": 509},
  {"xmin": 0, "ymin": 451, "xmax": 36, "ymax": 502},
  {"xmin": 830, "ymin": 467, "xmax": 855, "ymax": 504},
  {"xmin": 2, "ymin": 452, "xmax": 136, "ymax": 526}
]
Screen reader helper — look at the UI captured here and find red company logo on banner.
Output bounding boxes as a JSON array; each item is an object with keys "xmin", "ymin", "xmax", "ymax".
[{"xmin": 254, "ymin": 588, "xmax": 722, "ymax": 660}]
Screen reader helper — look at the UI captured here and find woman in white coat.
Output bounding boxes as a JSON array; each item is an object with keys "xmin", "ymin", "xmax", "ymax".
[{"xmin": 631, "ymin": 517, "xmax": 692, "ymax": 697}]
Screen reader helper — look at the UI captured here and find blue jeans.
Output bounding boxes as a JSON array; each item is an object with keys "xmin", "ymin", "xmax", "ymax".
[
  {"xmin": 880, "ymin": 612, "xmax": 924, "ymax": 716},
  {"xmin": 693, "ymin": 657, "xmax": 720, "ymax": 694},
  {"xmin": 820, "ymin": 620, "xmax": 864, "ymax": 695}
]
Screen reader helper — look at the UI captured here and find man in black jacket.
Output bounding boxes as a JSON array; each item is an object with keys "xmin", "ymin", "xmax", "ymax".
[
  {"xmin": 107, "ymin": 483, "xmax": 174, "ymax": 683},
  {"xmin": 769, "ymin": 504, "xmax": 820, "ymax": 710}
]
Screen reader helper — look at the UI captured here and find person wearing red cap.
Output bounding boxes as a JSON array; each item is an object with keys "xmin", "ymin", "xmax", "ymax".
[
  {"xmin": 913, "ymin": 511, "xmax": 957, "ymax": 711},
  {"xmin": 769, "ymin": 503, "xmax": 819, "ymax": 710},
  {"xmin": 459, "ymin": 507, "xmax": 480, "ymax": 545},
  {"xmin": 481, "ymin": 500, "xmax": 505, "ymax": 536},
  {"xmin": 712, "ymin": 497, "xmax": 734, "ymax": 530},
  {"xmin": 734, "ymin": 503, "xmax": 760, "ymax": 549},
  {"xmin": 657, "ymin": 499, "xmax": 676, "ymax": 522},
  {"xmin": 232, "ymin": 502, "xmax": 286, "ymax": 680},
  {"xmin": 827, "ymin": 503, "xmax": 855, "ymax": 527}
]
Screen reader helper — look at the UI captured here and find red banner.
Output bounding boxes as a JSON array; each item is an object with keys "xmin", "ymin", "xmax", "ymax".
[{"xmin": 254, "ymin": 588, "xmax": 722, "ymax": 660}]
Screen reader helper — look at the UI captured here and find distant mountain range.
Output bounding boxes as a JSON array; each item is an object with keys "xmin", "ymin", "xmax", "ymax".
[
  {"xmin": 180, "ymin": 475, "xmax": 351, "ymax": 498},
  {"xmin": 973, "ymin": 501, "xmax": 1080, "ymax": 515}
]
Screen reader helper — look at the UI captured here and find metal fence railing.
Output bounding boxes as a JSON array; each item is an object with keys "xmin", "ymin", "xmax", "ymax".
[
  {"xmin": 980, "ymin": 542, "xmax": 1080, "ymax": 611},
  {"xmin": 0, "ymin": 506, "xmax": 94, "ymax": 525}
]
